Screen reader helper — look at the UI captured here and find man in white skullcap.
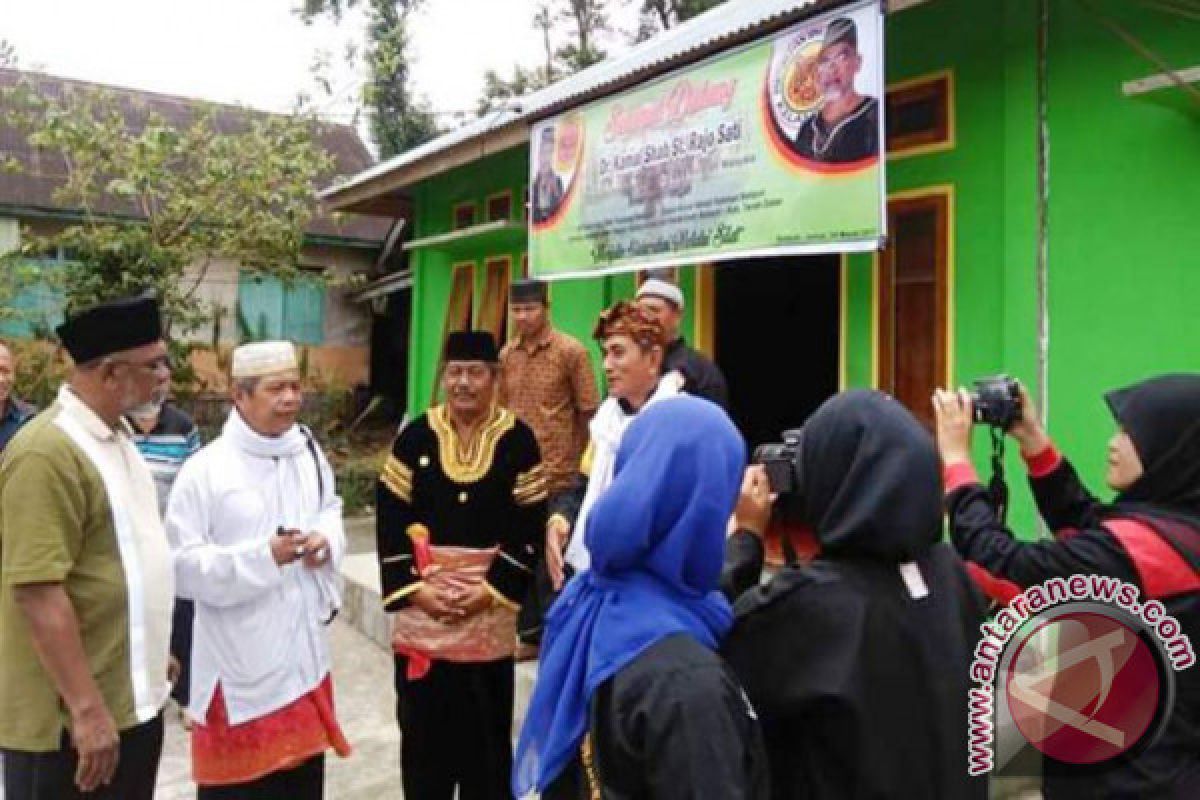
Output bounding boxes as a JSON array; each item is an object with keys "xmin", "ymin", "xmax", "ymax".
[
  {"xmin": 635, "ymin": 278, "xmax": 729, "ymax": 408},
  {"xmin": 164, "ymin": 341, "xmax": 350, "ymax": 799}
]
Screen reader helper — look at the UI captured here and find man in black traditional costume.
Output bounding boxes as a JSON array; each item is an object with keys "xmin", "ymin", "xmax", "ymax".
[{"xmin": 376, "ymin": 331, "xmax": 546, "ymax": 800}]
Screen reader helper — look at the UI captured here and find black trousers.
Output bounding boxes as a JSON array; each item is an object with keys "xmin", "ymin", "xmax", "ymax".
[
  {"xmin": 2, "ymin": 713, "xmax": 163, "ymax": 800},
  {"xmin": 516, "ymin": 556, "xmax": 559, "ymax": 646},
  {"xmin": 394, "ymin": 656, "xmax": 514, "ymax": 800},
  {"xmin": 517, "ymin": 489, "xmax": 574, "ymax": 646},
  {"xmin": 170, "ymin": 597, "xmax": 195, "ymax": 707},
  {"xmin": 197, "ymin": 753, "xmax": 325, "ymax": 799}
]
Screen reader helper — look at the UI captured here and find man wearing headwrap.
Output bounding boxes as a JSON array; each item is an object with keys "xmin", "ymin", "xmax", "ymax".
[
  {"xmin": 499, "ymin": 278, "xmax": 599, "ymax": 649},
  {"xmin": 636, "ymin": 277, "xmax": 729, "ymax": 409},
  {"xmin": 934, "ymin": 375, "xmax": 1200, "ymax": 798},
  {"xmin": 515, "ymin": 396, "xmax": 769, "ymax": 800},
  {"xmin": 165, "ymin": 340, "xmax": 350, "ymax": 798},
  {"xmin": 0, "ymin": 294, "xmax": 175, "ymax": 800},
  {"xmin": 791, "ymin": 16, "xmax": 880, "ymax": 165},
  {"xmin": 376, "ymin": 330, "xmax": 546, "ymax": 799},
  {"xmin": 544, "ymin": 301, "xmax": 682, "ymax": 591},
  {"xmin": 723, "ymin": 390, "xmax": 989, "ymax": 799}
]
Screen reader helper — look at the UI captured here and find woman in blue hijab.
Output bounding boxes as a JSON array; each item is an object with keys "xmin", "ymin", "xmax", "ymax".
[{"xmin": 514, "ymin": 396, "xmax": 768, "ymax": 799}]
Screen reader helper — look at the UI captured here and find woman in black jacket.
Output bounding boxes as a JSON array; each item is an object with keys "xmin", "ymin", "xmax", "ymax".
[
  {"xmin": 514, "ymin": 396, "xmax": 768, "ymax": 800},
  {"xmin": 933, "ymin": 373, "xmax": 1200, "ymax": 798},
  {"xmin": 723, "ymin": 390, "xmax": 989, "ymax": 800}
]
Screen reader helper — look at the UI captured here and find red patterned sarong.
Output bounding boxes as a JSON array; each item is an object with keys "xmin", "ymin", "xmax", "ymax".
[{"xmin": 192, "ymin": 674, "xmax": 352, "ymax": 786}]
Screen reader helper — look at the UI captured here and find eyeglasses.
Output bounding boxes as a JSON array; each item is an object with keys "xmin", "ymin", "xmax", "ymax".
[
  {"xmin": 110, "ymin": 355, "xmax": 172, "ymax": 374},
  {"xmin": 818, "ymin": 47, "xmax": 856, "ymax": 69}
]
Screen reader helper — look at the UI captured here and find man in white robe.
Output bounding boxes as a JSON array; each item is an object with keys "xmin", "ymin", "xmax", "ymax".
[{"xmin": 165, "ymin": 341, "xmax": 349, "ymax": 799}]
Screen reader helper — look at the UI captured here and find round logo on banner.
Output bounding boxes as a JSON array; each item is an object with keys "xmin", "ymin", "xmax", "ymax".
[
  {"xmin": 1005, "ymin": 611, "xmax": 1163, "ymax": 764},
  {"xmin": 781, "ymin": 41, "xmax": 824, "ymax": 115},
  {"xmin": 767, "ymin": 28, "xmax": 825, "ymax": 135}
]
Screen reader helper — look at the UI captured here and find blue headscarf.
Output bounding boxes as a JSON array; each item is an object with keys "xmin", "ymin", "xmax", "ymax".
[{"xmin": 512, "ymin": 396, "xmax": 746, "ymax": 796}]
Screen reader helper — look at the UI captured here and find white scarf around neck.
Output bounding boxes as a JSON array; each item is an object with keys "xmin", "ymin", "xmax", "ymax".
[{"xmin": 564, "ymin": 375, "xmax": 681, "ymax": 572}]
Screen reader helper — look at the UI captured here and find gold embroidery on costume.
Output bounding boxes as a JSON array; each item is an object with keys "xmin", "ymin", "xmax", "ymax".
[
  {"xmin": 381, "ymin": 455, "xmax": 414, "ymax": 502},
  {"xmin": 581, "ymin": 734, "xmax": 602, "ymax": 800},
  {"xmin": 383, "ymin": 581, "xmax": 425, "ymax": 607},
  {"xmin": 513, "ymin": 465, "xmax": 548, "ymax": 506},
  {"xmin": 580, "ymin": 440, "xmax": 595, "ymax": 477},
  {"xmin": 483, "ymin": 582, "xmax": 521, "ymax": 612},
  {"xmin": 428, "ymin": 405, "xmax": 516, "ymax": 484}
]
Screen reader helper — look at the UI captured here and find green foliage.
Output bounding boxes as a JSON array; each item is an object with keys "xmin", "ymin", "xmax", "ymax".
[
  {"xmin": 475, "ymin": 0, "xmax": 611, "ymax": 116},
  {"xmin": 9, "ymin": 341, "xmax": 70, "ymax": 409},
  {"xmin": 632, "ymin": 0, "xmax": 726, "ymax": 42},
  {"xmin": 299, "ymin": 0, "xmax": 438, "ymax": 159},
  {"xmin": 0, "ymin": 77, "xmax": 334, "ymax": 346},
  {"xmin": 363, "ymin": 0, "xmax": 438, "ymax": 158},
  {"xmin": 556, "ymin": 0, "xmax": 610, "ymax": 72},
  {"xmin": 477, "ymin": 64, "xmax": 560, "ymax": 117},
  {"xmin": 335, "ymin": 452, "xmax": 385, "ymax": 515}
]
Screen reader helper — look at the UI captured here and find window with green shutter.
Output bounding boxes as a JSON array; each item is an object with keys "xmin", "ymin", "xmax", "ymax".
[
  {"xmin": 236, "ymin": 271, "xmax": 325, "ymax": 345},
  {"xmin": 283, "ymin": 274, "xmax": 325, "ymax": 345},
  {"xmin": 0, "ymin": 258, "xmax": 67, "ymax": 340}
]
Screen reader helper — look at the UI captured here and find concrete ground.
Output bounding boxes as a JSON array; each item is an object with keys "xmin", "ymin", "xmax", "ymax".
[
  {"xmin": 153, "ymin": 518, "xmax": 539, "ymax": 799},
  {"xmin": 151, "ymin": 516, "xmax": 1040, "ymax": 799},
  {"xmin": 154, "ymin": 618, "xmax": 402, "ymax": 799}
]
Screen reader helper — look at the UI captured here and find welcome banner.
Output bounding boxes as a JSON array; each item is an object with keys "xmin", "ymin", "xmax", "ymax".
[{"xmin": 528, "ymin": 0, "xmax": 886, "ymax": 280}]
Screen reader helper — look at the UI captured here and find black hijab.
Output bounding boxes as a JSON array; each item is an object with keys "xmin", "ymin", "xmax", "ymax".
[
  {"xmin": 1106, "ymin": 373, "xmax": 1200, "ymax": 517},
  {"xmin": 799, "ymin": 390, "xmax": 943, "ymax": 561},
  {"xmin": 1104, "ymin": 373, "xmax": 1200, "ymax": 572}
]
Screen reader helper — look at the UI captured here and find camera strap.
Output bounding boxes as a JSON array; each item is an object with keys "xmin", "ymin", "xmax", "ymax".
[{"xmin": 988, "ymin": 426, "xmax": 1010, "ymax": 523}]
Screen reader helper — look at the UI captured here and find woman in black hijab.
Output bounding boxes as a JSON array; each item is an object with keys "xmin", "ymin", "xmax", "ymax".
[
  {"xmin": 934, "ymin": 373, "xmax": 1200, "ymax": 798},
  {"xmin": 722, "ymin": 390, "xmax": 989, "ymax": 800}
]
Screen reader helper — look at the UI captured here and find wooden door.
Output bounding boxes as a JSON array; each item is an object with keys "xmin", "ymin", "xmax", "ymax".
[{"xmin": 877, "ymin": 192, "xmax": 950, "ymax": 429}]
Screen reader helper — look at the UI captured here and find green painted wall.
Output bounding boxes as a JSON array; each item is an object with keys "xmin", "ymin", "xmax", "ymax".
[
  {"xmin": 854, "ymin": 0, "xmax": 1043, "ymax": 531},
  {"xmin": 405, "ymin": 0, "xmax": 1199, "ymax": 542},
  {"xmin": 846, "ymin": 0, "xmax": 1199, "ymax": 534},
  {"xmin": 405, "ymin": 148, "xmax": 702, "ymax": 415},
  {"xmin": 1042, "ymin": 0, "xmax": 1200, "ymax": 485}
]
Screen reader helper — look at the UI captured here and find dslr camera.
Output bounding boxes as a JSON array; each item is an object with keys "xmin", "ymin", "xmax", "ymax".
[
  {"xmin": 971, "ymin": 375, "xmax": 1022, "ymax": 430},
  {"xmin": 752, "ymin": 428, "xmax": 805, "ymax": 498}
]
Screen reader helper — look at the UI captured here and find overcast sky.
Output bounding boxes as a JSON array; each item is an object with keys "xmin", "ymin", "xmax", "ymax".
[{"xmin": 1, "ymin": 0, "xmax": 641, "ymax": 151}]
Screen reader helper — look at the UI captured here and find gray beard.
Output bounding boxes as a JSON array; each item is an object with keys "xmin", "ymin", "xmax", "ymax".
[{"xmin": 126, "ymin": 398, "xmax": 164, "ymax": 419}]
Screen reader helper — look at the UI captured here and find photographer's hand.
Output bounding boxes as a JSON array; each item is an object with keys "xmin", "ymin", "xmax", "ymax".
[
  {"xmin": 734, "ymin": 466, "xmax": 774, "ymax": 537},
  {"xmin": 1010, "ymin": 382, "xmax": 1052, "ymax": 458},
  {"xmin": 932, "ymin": 388, "xmax": 973, "ymax": 464}
]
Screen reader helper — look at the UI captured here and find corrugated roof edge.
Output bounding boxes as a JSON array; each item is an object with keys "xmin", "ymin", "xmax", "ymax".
[{"xmin": 320, "ymin": 0, "xmax": 852, "ymax": 201}]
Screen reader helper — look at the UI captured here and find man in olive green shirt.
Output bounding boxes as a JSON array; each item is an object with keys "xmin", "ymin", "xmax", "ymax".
[{"xmin": 0, "ymin": 294, "xmax": 174, "ymax": 800}]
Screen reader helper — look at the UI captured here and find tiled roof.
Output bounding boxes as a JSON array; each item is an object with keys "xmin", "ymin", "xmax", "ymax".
[{"xmin": 0, "ymin": 67, "xmax": 391, "ymax": 244}]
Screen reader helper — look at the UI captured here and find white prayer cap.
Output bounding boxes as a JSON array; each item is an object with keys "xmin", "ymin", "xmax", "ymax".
[
  {"xmin": 231, "ymin": 341, "xmax": 299, "ymax": 378},
  {"xmin": 636, "ymin": 278, "xmax": 685, "ymax": 310}
]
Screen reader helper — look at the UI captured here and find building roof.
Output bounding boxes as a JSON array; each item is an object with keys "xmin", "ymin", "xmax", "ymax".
[
  {"xmin": 0, "ymin": 67, "xmax": 392, "ymax": 245},
  {"xmin": 320, "ymin": 0, "xmax": 849, "ymax": 210}
]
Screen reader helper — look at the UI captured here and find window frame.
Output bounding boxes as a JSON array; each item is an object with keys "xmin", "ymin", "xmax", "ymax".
[
  {"xmin": 486, "ymin": 191, "xmax": 513, "ymax": 223},
  {"xmin": 452, "ymin": 202, "xmax": 477, "ymax": 230},
  {"xmin": 477, "ymin": 255, "xmax": 513, "ymax": 344},
  {"xmin": 885, "ymin": 70, "xmax": 955, "ymax": 161},
  {"xmin": 874, "ymin": 186, "xmax": 955, "ymax": 427}
]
